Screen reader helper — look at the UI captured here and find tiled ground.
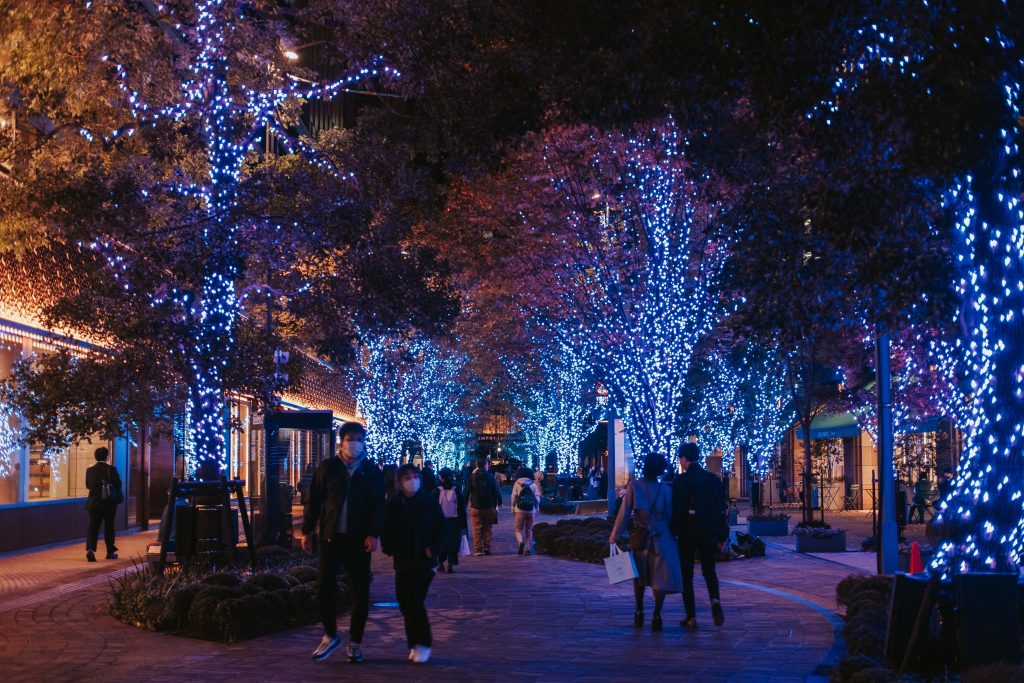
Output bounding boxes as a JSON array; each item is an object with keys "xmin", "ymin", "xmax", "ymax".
[{"xmin": 0, "ymin": 514, "xmax": 857, "ymax": 682}]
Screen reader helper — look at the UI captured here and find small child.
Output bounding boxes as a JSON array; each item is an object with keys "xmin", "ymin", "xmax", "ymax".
[{"xmin": 382, "ymin": 463, "xmax": 446, "ymax": 664}]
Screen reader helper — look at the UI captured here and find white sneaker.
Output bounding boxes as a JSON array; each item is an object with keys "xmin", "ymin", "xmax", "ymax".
[
  {"xmin": 408, "ymin": 648, "xmax": 415, "ymax": 661},
  {"xmin": 411, "ymin": 645, "xmax": 431, "ymax": 664},
  {"xmin": 311, "ymin": 634, "xmax": 341, "ymax": 661}
]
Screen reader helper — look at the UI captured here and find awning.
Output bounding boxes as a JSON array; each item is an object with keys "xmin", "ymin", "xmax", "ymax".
[
  {"xmin": 795, "ymin": 412, "xmax": 861, "ymax": 440},
  {"xmin": 795, "ymin": 412, "xmax": 944, "ymax": 440}
]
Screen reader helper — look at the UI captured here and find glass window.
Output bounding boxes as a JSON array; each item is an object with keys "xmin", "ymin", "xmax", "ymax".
[
  {"xmin": 28, "ymin": 437, "xmax": 107, "ymax": 502},
  {"xmin": 0, "ymin": 339, "xmax": 23, "ymax": 505}
]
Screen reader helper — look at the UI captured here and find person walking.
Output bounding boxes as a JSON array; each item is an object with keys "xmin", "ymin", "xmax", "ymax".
[
  {"xmin": 420, "ymin": 460, "xmax": 438, "ymax": 495},
  {"xmin": 301, "ymin": 421, "xmax": 385, "ymax": 664},
  {"xmin": 85, "ymin": 446, "xmax": 121, "ymax": 562},
  {"xmin": 672, "ymin": 443, "xmax": 728, "ymax": 629},
  {"xmin": 468, "ymin": 457, "xmax": 501, "ymax": 555},
  {"xmin": 511, "ymin": 466, "xmax": 541, "ymax": 555},
  {"xmin": 609, "ymin": 453, "xmax": 682, "ymax": 631},
  {"xmin": 534, "ymin": 466, "xmax": 545, "ymax": 492},
  {"xmin": 910, "ymin": 473, "xmax": 932, "ymax": 524},
  {"xmin": 433, "ymin": 467, "xmax": 467, "ymax": 572},
  {"xmin": 382, "ymin": 464, "xmax": 446, "ymax": 664}
]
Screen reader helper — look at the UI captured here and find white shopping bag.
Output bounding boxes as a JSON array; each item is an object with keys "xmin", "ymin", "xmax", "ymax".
[
  {"xmin": 604, "ymin": 544, "xmax": 638, "ymax": 585},
  {"xmin": 458, "ymin": 533, "xmax": 471, "ymax": 557}
]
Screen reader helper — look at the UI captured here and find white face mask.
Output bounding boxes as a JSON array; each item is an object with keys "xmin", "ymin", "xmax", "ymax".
[
  {"xmin": 401, "ymin": 477, "xmax": 421, "ymax": 495},
  {"xmin": 340, "ymin": 441, "xmax": 364, "ymax": 462}
]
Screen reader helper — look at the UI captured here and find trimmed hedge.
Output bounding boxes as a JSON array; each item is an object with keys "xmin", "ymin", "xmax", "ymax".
[{"xmin": 110, "ymin": 549, "xmax": 349, "ymax": 643}]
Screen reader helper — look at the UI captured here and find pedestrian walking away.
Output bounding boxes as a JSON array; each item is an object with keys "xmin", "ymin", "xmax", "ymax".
[
  {"xmin": 434, "ymin": 467, "xmax": 468, "ymax": 572},
  {"xmin": 421, "ymin": 460, "xmax": 438, "ymax": 495},
  {"xmin": 511, "ymin": 466, "xmax": 541, "ymax": 555},
  {"xmin": 382, "ymin": 464, "xmax": 446, "ymax": 664},
  {"xmin": 609, "ymin": 453, "xmax": 682, "ymax": 632},
  {"xmin": 672, "ymin": 442, "xmax": 729, "ymax": 630},
  {"xmin": 85, "ymin": 446, "xmax": 122, "ymax": 562},
  {"xmin": 468, "ymin": 457, "xmax": 502, "ymax": 555},
  {"xmin": 301, "ymin": 421, "xmax": 385, "ymax": 664},
  {"xmin": 910, "ymin": 472, "xmax": 932, "ymax": 524}
]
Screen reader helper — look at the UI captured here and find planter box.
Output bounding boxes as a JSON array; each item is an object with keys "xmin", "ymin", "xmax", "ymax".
[
  {"xmin": 748, "ymin": 519, "xmax": 789, "ymax": 536},
  {"xmin": 796, "ymin": 531, "xmax": 847, "ymax": 553}
]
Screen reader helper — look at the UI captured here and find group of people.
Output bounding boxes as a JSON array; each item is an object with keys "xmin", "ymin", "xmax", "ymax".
[
  {"xmin": 610, "ymin": 443, "xmax": 729, "ymax": 632},
  {"xmin": 301, "ymin": 424, "xmax": 547, "ymax": 666}
]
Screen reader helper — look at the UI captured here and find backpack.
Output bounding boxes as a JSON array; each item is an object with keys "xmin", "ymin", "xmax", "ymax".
[
  {"xmin": 100, "ymin": 471, "xmax": 124, "ymax": 505},
  {"xmin": 439, "ymin": 488, "xmax": 459, "ymax": 518},
  {"xmin": 516, "ymin": 481, "xmax": 537, "ymax": 512}
]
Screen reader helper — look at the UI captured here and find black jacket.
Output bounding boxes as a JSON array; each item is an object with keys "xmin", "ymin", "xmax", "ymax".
[
  {"xmin": 302, "ymin": 456, "xmax": 386, "ymax": 542},
  {"xmin": 671, "ymin": 463, "xmax": 729, "ymax": 543},
  {"xmin": 468, "ymin": 469, "xmax": 502, "ymax": 509},
  {"xmin": 382, "ymin": 489, "xmax": 446, "ymax": 573},
  {"xmin": 421, "ymin": 468, "xmax": 438, "ymax": 494},
  {"xmin": 85, "ymin": 462, "xmax": 121, "ymax": 512}
]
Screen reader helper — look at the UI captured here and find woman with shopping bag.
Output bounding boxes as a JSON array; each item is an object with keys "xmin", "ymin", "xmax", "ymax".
[{"xmin": 609, "ymin": 452, "xmax": 682, "ymax": 632}]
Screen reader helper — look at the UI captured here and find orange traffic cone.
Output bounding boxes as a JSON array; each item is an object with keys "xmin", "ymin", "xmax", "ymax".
[{"xmin": 908, "ymin": 541, "xmax": 924, "ymax": 574}]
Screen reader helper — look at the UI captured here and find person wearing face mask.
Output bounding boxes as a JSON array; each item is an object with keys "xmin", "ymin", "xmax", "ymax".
[
  {"xmin": 382, "ymin": 464, "xmax": 446, "ymax": 664},
  {"xmin": 301, "ymin": 421, "xmax": 385, "ymax": 664}
]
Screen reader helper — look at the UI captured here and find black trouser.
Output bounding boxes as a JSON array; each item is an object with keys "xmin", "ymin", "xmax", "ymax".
[
  {"xmin": 86, "ymin": 508, "xmax": 116, "ymax": 553},
  {"xmin": 319, "ymin": 533, "xmax": 372, "ymax": 642},
  {"xmin": 909, "ymin": 503, "xmax": 927, "ymax": 523},
  {"xmin": 396, "ymin": 569, "xmax": 434, "ymax": 648},
  {"xmin": 679, "ymin": 539, "xmax": 721, "ymax": 620},
  {"xmin": 438, "ymin": 518, "xmax": 462, "ymax": 567}
]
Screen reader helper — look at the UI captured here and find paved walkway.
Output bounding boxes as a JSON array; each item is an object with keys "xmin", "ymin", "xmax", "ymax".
[{"xmin": 0, "ymin": 515, "xmax": 860, "ymax": 682}]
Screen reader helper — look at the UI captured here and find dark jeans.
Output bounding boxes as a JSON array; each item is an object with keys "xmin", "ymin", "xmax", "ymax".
[
  {"xmin": 909, "ymin": 504, "xmax": 928, "ymax": 524},
  {"xmin": 396, "ymin": 569, "xmax": 434, "ymax": 648},
  {"xmin": 438, "ymin": 518, "xmax": 462, "ymax": 567},
  {"xmin": 319, "ymin": 533, "xmax": 372, "ymax": 642},
  {"xmin": 86, "ymin": 508, "xmax": 116, "ymax": 553},
  {"xmin": 679, "ymin": 539, "xmax": 721, "ymax": 619}
]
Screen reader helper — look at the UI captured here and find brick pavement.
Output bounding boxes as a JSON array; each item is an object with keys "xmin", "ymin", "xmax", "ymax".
[{"xmin": 0, "ymin": 514, "xmax": 855, "ymax": 682}]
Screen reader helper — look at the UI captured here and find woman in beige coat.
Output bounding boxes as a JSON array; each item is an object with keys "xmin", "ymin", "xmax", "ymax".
[{"xmin": 609, "ymin": 453, "xmax": 682, "ymax": 631}]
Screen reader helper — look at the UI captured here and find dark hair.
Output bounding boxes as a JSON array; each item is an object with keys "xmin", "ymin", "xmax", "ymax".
[
  {"xmin": 438, "ymin": 467, "xmax": 455, "ymax": 488},
  {"xmin": 677, "ymin": 442, "xmax": 700, "ymax": 463},
  {"xmin": 642, "ymin": 453, "xmax": 667, "ymax": 480},
  {"xmin": 515, "ymin": 467, "xmax": 533, "ymax": 481},
  {"xmin": 338, "ymin": 421, "xmax": 366, "ymax": 441},
  {"xmin": 94, "ymin": 447, "xmax": 109, "ymax": 462},
  {"xmin": 476, "ymin": 457, "xmax": 487, "ymax": 470},
  {"xmin": 396, "ymin": 463, "xmax": 419, "ymax": 479},
  {"xmin": 424, "ymin": 460, "xmax": 433, "ymax": 468}
]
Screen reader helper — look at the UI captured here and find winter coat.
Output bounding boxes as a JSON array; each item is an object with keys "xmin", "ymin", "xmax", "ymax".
[
  {"xmin": 302, "ymin": 456, "xmax": 386, "ymax": 543},
  {"xmin": 611, "ymin": 478, "xmax": 682, "ymax": 592},
  {"xmin": 468, "ymin": 469, "xmax": 502, "ymax": 510},
  {"xmin": 511, "ymin": 477, "xmax": 541, "ymax": 514},
  {"xmin": 85, "ymin": 462, "xmax": 121, "ymax": 512},
  {"xmin": 382, "ymin": 489, "xmax": 446, "ymax": 573},
  {"xmin": 671, "ymin": 463, "xmax": 729, "ymax": 543}
]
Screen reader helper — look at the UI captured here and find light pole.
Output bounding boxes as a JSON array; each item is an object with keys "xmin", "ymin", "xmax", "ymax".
[{"xmin": 876, "ymin": 326, "xmax": 898, "ymax": 574}]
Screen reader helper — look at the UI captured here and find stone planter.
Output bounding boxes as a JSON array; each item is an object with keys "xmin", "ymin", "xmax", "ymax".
[
  {"xmin": 748, "ymin": 519, "xmax": 789, "ymax": 536},
  {"xmin": 795, "ymin": 530, "xmax": 847, "ymax": 553}
]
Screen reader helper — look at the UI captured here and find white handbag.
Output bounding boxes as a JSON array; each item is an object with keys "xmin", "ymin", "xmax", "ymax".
[
  {"xmin": 604, "ymin": 544, "xmax": 639, "ymax": 585},
  {"xmin": 458, "ymin": 533, "xmax": 471, "ymax": 557}
]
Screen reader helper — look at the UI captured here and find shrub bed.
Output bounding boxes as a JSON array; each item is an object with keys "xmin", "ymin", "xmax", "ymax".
[
  {"xmin": 110, "ymin": 549, "xmax": 349, "ymax": 643},
  {"xmin": 533, "ymin": 519, "xmax": 766, "ymax": 563},
  {"xmin": 539, "ymin": 495, "xmax": 575, "ymax": 515}
]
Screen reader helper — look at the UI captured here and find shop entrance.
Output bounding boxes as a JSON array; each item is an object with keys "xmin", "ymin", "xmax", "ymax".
[{"xmin": 259, "ymin": 411, "xmax": 335, "ymax": 547}]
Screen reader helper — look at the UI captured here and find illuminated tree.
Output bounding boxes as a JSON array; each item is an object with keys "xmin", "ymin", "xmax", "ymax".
[
  {"xmin": 740, "ymin": 350, "xmax": 792, "ymax": 479},
  {"xmin": 412, "ymin": 342, "xmax": 470, "ymax": 472},
  {"xmin": 507, "ymin": 337, "xmax": 596, "ymax": 473}
]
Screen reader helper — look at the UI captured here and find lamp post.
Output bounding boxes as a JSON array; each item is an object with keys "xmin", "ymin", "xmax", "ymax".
[{"xmin": 876, "ymin": 326, "xmax": 898, "ymax": 575}]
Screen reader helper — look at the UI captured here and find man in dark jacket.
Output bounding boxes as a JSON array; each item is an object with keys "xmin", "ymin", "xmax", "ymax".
[
  {"xmin": 420, "ymin": 460, "xmax": 438, "ymax": 494},
  {"xmin": 85, "ymin": 446, "xmax": 121, "ymax": 562},
  {"xmin": 382, "ymin": 464, "xmax": 446, "ymax": 663},
  {"xmin": 671, "ymin": 442, "xmax": 728, "ymax": 629},
  {"xmin": 302, "ymin": 421, "xmax": 385, "ymax": 664},
  {"xmin": 468, "ymin": 458, "xmax": 502, "ymax": 555}
]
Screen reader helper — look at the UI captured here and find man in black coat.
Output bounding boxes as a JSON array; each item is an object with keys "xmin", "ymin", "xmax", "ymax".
[
  {"xmin": 85, "ymin": 446, "xmax": 121, "ymax": 562},
  {"xmin": 671, "ymin": 442, "xmax": 729, "ymax": 629},
  {"xmin": 302, "ymin": 421, "xmax": 385, "ymax": 664},
  {"xmin": 468, "ymin": 458, "xmax": 502, "ymax": 555}
]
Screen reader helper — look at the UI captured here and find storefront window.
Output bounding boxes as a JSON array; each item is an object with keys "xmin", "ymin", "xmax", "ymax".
[
  {"xmin": 27, "ymin": 437, "xmax": 106, "ymax": 502},
  {"xmin": 0, "ymin": 340, "xmax": 23, "ymax": 505}
]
